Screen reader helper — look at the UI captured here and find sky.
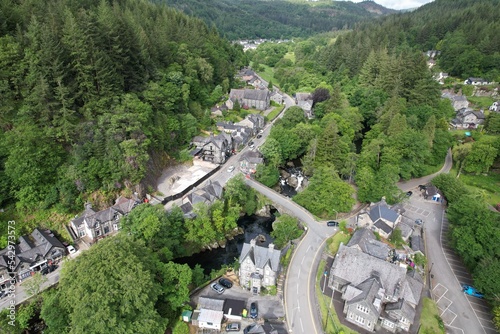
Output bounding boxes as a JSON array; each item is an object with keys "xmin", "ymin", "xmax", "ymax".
[{"xmin": 344, "ymin": 0, "xmax": 435, "ymax": 10}]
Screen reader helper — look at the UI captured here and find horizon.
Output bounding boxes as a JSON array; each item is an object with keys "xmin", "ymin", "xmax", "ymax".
[{"xmin": 337, "ymin": 0, "xmax": 435, "ymax": 10}]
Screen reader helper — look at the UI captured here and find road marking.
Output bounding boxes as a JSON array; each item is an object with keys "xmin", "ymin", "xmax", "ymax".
[
  {"xmin": 301, "ymin": 256, "xmax": 305, "ymax": 265},
  {"xmin": 300, "ymin": 318, "xmax": 304, "ymax": 332}
]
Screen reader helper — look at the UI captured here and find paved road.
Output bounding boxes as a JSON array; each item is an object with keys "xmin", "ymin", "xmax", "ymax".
[{"xmin": 244, "ymin": 178, "xmax": 336, "ymax": 334}]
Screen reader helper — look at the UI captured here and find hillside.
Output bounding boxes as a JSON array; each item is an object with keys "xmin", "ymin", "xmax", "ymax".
[
  {"xmin": 320, "ymin": 0, "xmax": 500, "ymax": 80},
  {"xmin": 156, "ymin": 0, "xmax": 396, "ymax": 40}
]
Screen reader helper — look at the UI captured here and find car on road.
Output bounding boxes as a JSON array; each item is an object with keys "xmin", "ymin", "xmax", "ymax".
[
  {"xmin": 210, "ymin": 282, "xmax": 225, "ymax": 294},
  {"xmin": 40, "ymin": 264, "xmax": 58, "ymax": 275},
  {"xmin": 0, "ymin": 290, "xmax": 7, "ymax": 299},
  {"xmin": 250, "ymin": 302, "xmax": 258, "ymax": 319},
  {"xmin": 256, "ymin": 134, "xmax": 262, "ymax": 139},
  {"xmin": 415, "ymin": 219, "xmax": 423, "ymax": 225},
  {"xmin": 406, "ymin": 191, "xmax": 413, "ymax": 197},
  {"xmin": 227, "ymin": 165, "xmax": 235, "ymax": 173},
  {"xmin": 462, "ymin": 284, "xmax": 484, "ymax": 298},
  {"xmin": 226, "ymin": 323, "xmax": 240, "ymax": 331},
  {"xmin": 67, "ymin": 245, "xmax": 76, "ymax": 254},
  {"xmin": 326, "ymin": 221, "xmax": 339, "ymax": 227},
  {"xmin": 219, "ymin": 278, "xmax": 233, "ymax": 289}
]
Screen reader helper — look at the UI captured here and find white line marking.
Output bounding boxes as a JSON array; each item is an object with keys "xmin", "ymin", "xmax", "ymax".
[{"xmin": 300, "ymin": 318, "xmax": 304, "ymax": 332}]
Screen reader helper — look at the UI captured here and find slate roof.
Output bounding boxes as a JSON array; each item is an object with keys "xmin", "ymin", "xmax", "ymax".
[
  {"xmin": 295, "ymin": 93, "xmax": 312, "ymax": 101},
  {"xmin": 368, "ymin": 199, "xmax": 400, "ymax": 224},
  {"xmin": 229, "ymin": 89, "xmax": 245, "ymax": 101},
  {"xmin": 410, "ymin": 235, "xmax": 425, "ymax": 254},
  {"xmin": 198, "ymin": 297, "xmax": 225, "ymax": 311},
  {"xmin": 223, "ymin": 299, "xmax": 246, "ymax": 317},
  {"xmin": 244, "ymin": 89, "xmax": 269, "ymax": 102},
  {"xmin": 401, "ymin": 275, "xmax": 423, "ymax": 306},
  {"xmin": 346, "ymin": 277, "xmax": 384, "ymax": 316},
  {"xmin": 239, "ymin": 243, "xmax": 281, "ymax": 271},
  {"xmin": 244, "ymin": 323, "xmax": 266, "ymax": 334},
  {"xmin": 198, "ymin": 309, "xmax": 224, "ymax": 324},
  {"xmin": 331, "ymin": 244, "xmax": 407, "ymax": 300},
  {"xmin": 347, "ymin": 228, "xmax": 390, "ymax": 260},
  {"xmin": 71, "ymin": 197, "xmax": 139, "ymax": 230},
  {"xmin": 374, "ymin": 220, "xmax": 393, "ymax": 234},
  {"xmin": 385, "ymin": 299, "xmax": 416, "ymax": 323},
  {"xmin": 398, "ymin": 221, "xmax": 413, "ymax": 240},
  {"xmin": 240, "ymin": 151, "xmax": 264, "ymax": 164}
]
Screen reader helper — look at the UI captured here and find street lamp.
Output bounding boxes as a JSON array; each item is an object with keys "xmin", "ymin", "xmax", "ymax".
[{"xmin": 322, "ymin": 270, "xmax": 328, "ymax": 293}]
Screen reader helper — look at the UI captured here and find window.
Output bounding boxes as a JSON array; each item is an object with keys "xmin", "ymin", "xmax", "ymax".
[
  {"xmin": 356, "ymin": 305, "xmax": 369, "ymax": 314},
  {"xmin": 367, "ymin": 321, "xmax": 372, "ymax": 328},
  {"xmin": 355, "ymin": 315, "xmax": 365, "ymax": 325},
  {"xmin": 95, "ymin": 229, "xmax": 101, "ymax": 237},
  {"xmin": 113, "ymin": 224, "xmax": 119, "ymax": 231},
  {"xmin": 349, "ymin": 312, "xmax": 354, "ymax": 319},
  {"xmin": 78, "ymin": 229, "xmax": 86, "ymax": 237}
]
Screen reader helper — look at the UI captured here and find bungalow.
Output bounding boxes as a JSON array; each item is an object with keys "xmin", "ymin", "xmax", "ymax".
[{"xmin": 192, "ymin": 297, "xmax": 224, "ymax": 331}]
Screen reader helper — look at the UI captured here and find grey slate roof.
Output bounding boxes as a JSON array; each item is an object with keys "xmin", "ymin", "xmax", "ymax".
[
  {"xmin": 346, "ymin": 277, "xmax": 383, "ymax": 316},
  {"xmin": 244, "ymin": 89, "xmax": 269, "ymax": 102},
  {"xmin": 240, "ymin": 151, "xmax": 264, "ymax": 164},
  {"xmin": 198, "ymin": 297, "xmax": 225, "ymax": 311},
  {"xmin": 244, "ymin": 324, "xmax": 266, "ymax": 334},
  {"xmin": 402, "ymin": 275, "xmax": 423, "ymax": 306},
  {"xmin": 385, "ymin": 299, "xmax": 417, "ymax": 323},
  {"xmin": 331, "ymin": 244, "xmax": 407, "ymax": 300},
  {"xmin": 239, "ymin": 243, "xmax": 281, "ymax": 271},
  {"xmin": 410, "ymin": 235, "xmax": 425, "ymax": 254},
  {"xmin": 374, "ymin": 220, "xmax": 393, "ymax": 234},
  {"xmin": 347, "ymin": 228, "xmax": 390, "ymax": 260},
  {"xmin": 368, "ymin": 200, "xmax": 400, "ymax": 224}
]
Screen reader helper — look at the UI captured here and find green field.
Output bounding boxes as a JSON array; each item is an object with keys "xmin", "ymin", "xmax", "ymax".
[
  {"xmin": 326, "ymin": 232, "xmax": 352, "ymax": 255},
  {"xmin": 458, "ymin": 172, "xmax": 500, "ymax": 206},
  {"xmin": 468, "ymin": 96, "xmax": 494, "ymax": 110},
  {"xmin": 418, "ymin": 298, "xmax": 445, "ymax": 334}
]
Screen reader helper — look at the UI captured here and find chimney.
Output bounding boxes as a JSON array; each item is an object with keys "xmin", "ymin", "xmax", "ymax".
[
  {"xmin": 268, "ymin": 243, "xmax": 275, "ymax": 251},
  {"xmin": 250, "ymin": 238, "xmax": 256, "ymax": 247},
  {"xmin": 85, "ymin": 202, "xmax": 92, "ymax": 210}
]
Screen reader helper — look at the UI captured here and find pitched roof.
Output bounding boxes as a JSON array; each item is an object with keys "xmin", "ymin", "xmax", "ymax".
[
  {"xmin": 240, "ymin": 151, "xmax": 264, "ymax": 164},
  {"xmin": 295, "ymin": 92, "xmax": 312, "ymax": 101},
  {"xmin": 347, "ymin": 228, "xmax": 390, "ymax": 260},
  {"xmin": 239, "ymin": 243, "xmax": 281, "ymax": 271},
  {"xmin": 385, "ymin": 299, "xmax": 416, "ymax": 323},
  {"xmin": 244, "ymin": 323, "xmax": 266, "ymax": 334},
  {"xmin": 198, "ymin": 309, "xmax": 224, "ymax": 324},
  {"xmin": 410, "ymin": 235, "xmax": 425, "ymax": 254},
  {"xmin": 244, "ymin": 89, "xmax": 269, "ymax": 102},
  {"xmin": 229, "ymin": 89, "xmax": 245, "ymax": 101},
  {"xmin": 198, "ymin": 297, "xmax": 225, "ymax": 311},
  {"xmin": 346, "ymin": 277, "xmax": 384, "ymax": 316},
  {"xmin": 331, "ymin": 245, "xmax": 407, "ymax": 300},
  {"xmin": 374, "ymin": 220, "xmax": 393, "ymax": 234},
  {"xmin": 368, "ymin": 199, "xmax": 400, "ymax": 224}
]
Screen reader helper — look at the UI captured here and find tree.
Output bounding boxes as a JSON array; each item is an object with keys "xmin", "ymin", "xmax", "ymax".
[
  {"xmin": 23, "ymin": 272, "xmax": 47, "ymax": 298},
  {"xmin": 255, "ymin": 164, "xmax": 280, "ymax": 187},
  {"xmin": 260, "ymin": 137, "xmax": 283, "ymax": 167},
  {"xmin": 270, "ymin": 214, "xmax": 303, "ymax": 248},
  {"xmin": 452, "ymin": 143, "xmax": 473, "ymax": 178},
  {"xmin": 463, "ymin": 142, "xmax": 498, "ymax": 174},
  {"xmin": 41, "ymin": 235, "xmax": 172, "ymax": 334}
]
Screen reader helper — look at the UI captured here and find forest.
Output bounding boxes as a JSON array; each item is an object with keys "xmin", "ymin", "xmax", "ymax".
[{"xmin": 157, "ymin": 0, "xmax": 396, "ymax": 40}]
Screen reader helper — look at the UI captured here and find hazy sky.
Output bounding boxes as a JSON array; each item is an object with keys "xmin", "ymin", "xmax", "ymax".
[{"xmin": 345, "ymin": 0, "xmax": 434, "ymax": 10}]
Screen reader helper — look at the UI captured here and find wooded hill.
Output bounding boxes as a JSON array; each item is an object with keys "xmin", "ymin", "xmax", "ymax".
[
  {"xmin": 156, "ymin": 0, "xmax": 396, "ymax": 40},
  {"xmin": 0, "ymin": 0, "xmax": 246, "ymax": 212},
  {"xmin": 321, "ymin": 0, "xmax": 500, "ymax": 80}
]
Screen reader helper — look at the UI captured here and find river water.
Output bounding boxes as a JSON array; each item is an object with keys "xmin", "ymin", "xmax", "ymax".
[{"xmin": 175, "ymin": 214, "xmax": 276, "ymax": 275}]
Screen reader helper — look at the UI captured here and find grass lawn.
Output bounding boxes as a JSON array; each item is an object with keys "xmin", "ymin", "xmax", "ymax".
[
  {"xmin": 283, "ymin": 52, "xmax": 295, "ymax": 64},
  {"xmin": 250, "ymin": 62, "xmax": 277, "ymax": 88},
  {"xmin": 266, "ymin": 106, "xmax": 284, "ymax": 121},
  {"xmin": 458, "ymin": 172, "xmax": 500, "ymax": 206},
  {"xmin": 418, "ymin": 298, "xmax": 445, "ymax": 334},
  {"xmin": 326, "ymin": 232, "xmax": 352, "ymax": 256},
  {"xmin": 316, "ymin": 260, "xmax": 358, "ymax": 334},
  {"xmin": 468, "ymin": 96, "xmax": 494, "ymax": 110}
]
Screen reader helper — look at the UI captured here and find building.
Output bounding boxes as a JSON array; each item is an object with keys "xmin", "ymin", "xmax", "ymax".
[
  {"xmin": 441, "ymin": 93, "xmax": 469, "ymax": 111},
  {"xmin": 239, "ymin": 151, "xmax": 264, "ymax": 174},
  {"xmin": 464, "ymin": 77, "xmax": 491, "ymax": 85},
  {"xmin": 0, "ymin": 228, "xmax": 66, "ymax": 286},
  {"xmin": 356, "ymin": 198, "xmax": 402, "ymax": 239},
  {"xmin": 192, "ymin": 297, "xmax": 225, "ymax": 331},
  {"xmin": 239, "ymin": 239, "xmax": 281, "ymax": 294},
  {"xmin": 69, "ymin": 196, "xmax": 140, "ymax": 245},
  {"xmin": 295, "ymin": 92, "xmax": 314, "ymax": 119},
  {"xmin": 191, "ymin": 132, "xmax": 233, "ymax": 164},
  {"xmin": 236, "ymin": 114, "xmax": 265, "ymax": 136},
  {"xmin": 179, "ymin": 181, "xmax": 224, "ymax": 218},
  {"xmin": 450, "ymin": 108, "xmax": 485, "ymax": 129},
  {"xmin": 328, "ymin": 231, "xmax": 423, "ymax": 333},
  {"xmin": 228, "ymin": 88, "xmax": 271, "ymax": 111}
]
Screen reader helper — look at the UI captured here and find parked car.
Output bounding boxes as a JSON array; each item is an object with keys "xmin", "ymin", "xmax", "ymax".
[
  {"xmin": 462, "ymin": 284, "xmax": 484, "ymax": 298},
  {"xmin": 415, "ymin": 219, "xmax": 423, "ymax": 225},
  {"xmin": 406, "ymin": 191, "xmax": 413, "ymax": 197},
  {"xmin": 248, "ymin": 141, "xmax": 255, "ymax": 148},
  {"xmin": 0, "ymin": 290, "xmax": 7, "ymax": 299},
  {"xmin": 226, "ymin": 322, "xmax": 240, "ymax": 332},
  {"xmin": 210, "ymin": 282, "xmax": 225, "ymax": 294},
  {"xmin": 227, "ymin": 165, "xmax": 235, "ymax": 173},
  {"xmin": 256, "ymin": 134, "xmax": 262, "ymax": 139},
  {"xmin": 326, "ymin": 221, "xmax": 339, "ymax": 227},
  {"xmin": 250, "ymin": 302, "xmax": 258, "ymax": 319},
  {"xmin": 67, "ymin": 245, "xmax": 76, "ymax": 254},
  {"xmin": 219, "ymin": 278, "xmax": 233, "ymax": 289}
]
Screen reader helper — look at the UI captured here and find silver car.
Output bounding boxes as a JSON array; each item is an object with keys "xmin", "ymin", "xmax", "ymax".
[{"xmin": 210, "ymin": 282, "xmax": 225, "ymax": 294}]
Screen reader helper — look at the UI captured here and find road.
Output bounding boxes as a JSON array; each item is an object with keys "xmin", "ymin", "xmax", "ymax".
[{"xmin": 244, "ymin": 178, "xmax": 336, "ymax": 334}]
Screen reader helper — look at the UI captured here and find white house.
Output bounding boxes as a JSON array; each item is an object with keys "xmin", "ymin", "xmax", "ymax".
[{"xmin": 239, "ymin": 239, "xmax": 281, "ymax": 294}]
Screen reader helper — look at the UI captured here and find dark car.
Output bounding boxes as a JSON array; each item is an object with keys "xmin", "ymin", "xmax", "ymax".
[
  {"xmin": 248, "ymin": 141, "xmax": 254, "ymax": 147},
  {"xmin": 250, "ymin": 302, "xmax": 258, "ymax": 319},
  {"xmin": 326, "ymin": 221, "xmax": 339, "ymax": 227},
  {"xmin": 219, "ymin": 278, "xmax": 233, "ymax": 289},
  {"xmin": 415, "ymin": 219, "xmax": 423, "ymax": 225},
  {"xmin": 0, "ymin": 290, "xmax": 7, "ymax": 299},
  {"xmin": 226, "ymin": 323, "xmax": 241, "ymax": 332},
  {"xmin": 406, "ymin": 191, "xmax": 413, "ymax": 197},
  {"xmin": 40, "ymin": 264, "xmax": 58, "ymax": 276},
  {"xmin": 256, "ymin": 134, "xmax": 262, "ymax": 139}
]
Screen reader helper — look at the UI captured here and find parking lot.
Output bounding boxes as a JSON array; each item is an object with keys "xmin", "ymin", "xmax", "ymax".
[{"xmin": 190, "ymin": 274, "xmax": 286, "ymax": 333}]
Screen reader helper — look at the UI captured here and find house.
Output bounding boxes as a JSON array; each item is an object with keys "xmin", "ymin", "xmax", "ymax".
[
  {"xmin": 434, "ymin": 72, "xmax": 448, "ymax": 84},
  {"xmin": 228, "ymin": 88, "xmax": 270, "ymax": 111},
  {"xmin": 191, "ymin": 132, "xmax": 233, "ymax": 164},
  {"xmin": 0, "ymin": 228, "xmax": 66, "ymax": 285},
  {"xmin": 464, "ymin": 77, "xmax": 491, "ymax": 85},
  {"xmin": 270, "ymin": 91, "xmax": 283, "ymax": 105},
  {"xmin": 236, "ymin": 114, "xmax": 265, "ymax": 135},
  {"xmin": 239, "ymin": 151, "xmax": 264, "ymax": 174},
  {"xmin": 180, "ymin": 181, "xmax": 224, "ymax": 218},
  {"xmin": 232, "ymin": 127, "xmax": 253, "ymax": 150},
  {"xmin": 295, "ymin": 92, "xmax": 314, "ymax": 119},
  {"xmin": 210, "ymin": 104, "xmax": 227, "ymax": 117},
  {"xmin": 356, "ymin": 198, "xmax": 402, "ymax": 239},
  {"xmin": 450, "ymin": 108, "xmax": 485, "ymax": 129},
  {"xmin": 346, "ymin": 228, "xmax": 390, "ymax": 261},
  {"xmin": 489, "ymin": 101, "xmax": 499, "ymax": 112},
  {"xmin": 191, "ymin": 297, "xmax": 224, "ymax": 331},
  {"xmin": 441, "ymin": 93, "xmax": 469, "ymax": 111},
  {"xmin": 69, "ymin": 196, "xmax": 140, "ymax": 244},
  {"xmin": 328, "ymin": 238, "xmax": 424, "ymax": 333},
  {"xmin": 410, "ymin": 235, "xmax": 425, "ymax": 256},
  {"xmin": 239, "ymin": 239, "xmax": 281, "ymax": 294},
  {"xmin": 426, "ymin": 58, "xmax": 436, "ymax": 68}
]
